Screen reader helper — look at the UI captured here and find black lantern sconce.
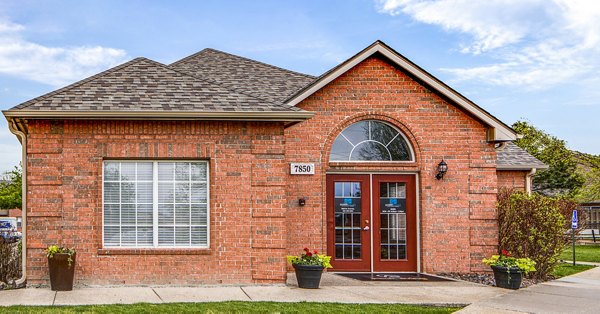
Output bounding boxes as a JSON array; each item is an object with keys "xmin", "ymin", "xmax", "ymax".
[
  {"xmin": 435, "ymin": 160, "xmax": 448, "ymax": 180},
  {"xmin": 298, "ymin": 197, "xmax": 306, "ymax": 206}
]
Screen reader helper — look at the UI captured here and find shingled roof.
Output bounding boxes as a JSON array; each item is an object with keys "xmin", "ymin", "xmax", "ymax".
[
  {"xmin": 12, "ymin": 57, "xmax": 306, "ymax": 112},
  {"xmin": 4, "ymin": 56, "xmax": 313, "ymax": 121},
  {"xmin": 497, "ymin": 142, "xmax": 548, "ymax": 170},
  {"xmin": 170, "ymin": 48, "xmax": 316, "ymax": 104}
]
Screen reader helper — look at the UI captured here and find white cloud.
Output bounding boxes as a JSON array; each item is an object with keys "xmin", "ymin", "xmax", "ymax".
[
  {"xmin": 0, "ymin": 19, "xmax": 128, "ymax": 87},
  {"xmin": 376, "ymin": 0, "xmax": 600, "ymax": 89}
]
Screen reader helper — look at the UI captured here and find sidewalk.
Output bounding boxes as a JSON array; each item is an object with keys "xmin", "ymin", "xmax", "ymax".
[
  {"xmin": 0, "ymin": 273, "xmax": 506, "ymax": 307},
  {"xmin": 3, "ymin": 267, "xmax": 598, "ymax": 312},
  {"xmin": 458, "ymin": 265, "xmax": 600, "ymax": 314}
]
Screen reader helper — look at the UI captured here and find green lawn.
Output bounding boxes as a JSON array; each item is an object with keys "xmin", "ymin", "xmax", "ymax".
[
  {"xmin": 560, "ymin": 245, "xmax": 600, "ymax": 263},
  {"xmin": 552, "ymin": 263, "xmax": 596, "ymax": 278},
  {"xmin": 2, "ymin": 302, "xmax": 461, "ymax": 313}
]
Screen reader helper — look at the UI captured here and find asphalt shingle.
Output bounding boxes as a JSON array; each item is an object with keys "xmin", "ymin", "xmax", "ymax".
[
  {"xmin": 497, "ymin": 142, "xmax": 548, "ymax": 169},
  {"xmin": 169, "ymin": 48, "xmax": 316, "ymax": 105},
  {"xmin": 9, "ymin": 57, "xmax": 300, "ymax": 113}
]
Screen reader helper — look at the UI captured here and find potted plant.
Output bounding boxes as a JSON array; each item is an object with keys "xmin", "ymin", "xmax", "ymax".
[
  {"xmin": 483, "ymin": 250, "xmax": 536, "ymax": 289},
  {"xmin": 46, "ymin": 245, "xmax": 76, "ymax": 291},
  {"xmin": 287, "ymin": 247, "xmax": 332, "ymax": 289}
]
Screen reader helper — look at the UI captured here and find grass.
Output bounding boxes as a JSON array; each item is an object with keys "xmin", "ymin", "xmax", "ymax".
[
  {"xmin": 552, "ymin": 263, "xmax": 595, "ymax": 278},
  {"xmin": 560, "ymin": 245, "xmax": 600, "ymax": 263},
  {"xmin": 1, "ymin": 301, "xmax": 462, "ymax": 313}
]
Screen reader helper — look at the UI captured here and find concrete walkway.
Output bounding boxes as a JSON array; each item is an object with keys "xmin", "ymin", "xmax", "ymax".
[
  {"xmin": 458, "ymin": 266, "xmax": 600, "ymax": 314},
  {"xmin": 0, "ymin": 273, "xmax": 505, "ymax": 307},
  {"xmin": 2, "ymin": 268, "xmax": 599, "ymax": 312}
]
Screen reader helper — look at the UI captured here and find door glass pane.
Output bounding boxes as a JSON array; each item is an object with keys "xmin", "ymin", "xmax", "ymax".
[
  {"xmin": 380, "ymin": 182, "xmax": 407, "ymax": 260},
  {"xmin": 334, "ymin": 181, "xmax": 362, "ymax": 260}
]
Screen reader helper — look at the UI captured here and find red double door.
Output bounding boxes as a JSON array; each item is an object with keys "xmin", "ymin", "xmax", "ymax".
[{"xmin": 326, "ymin": 174, "xmax": 417, "ymax": 272}]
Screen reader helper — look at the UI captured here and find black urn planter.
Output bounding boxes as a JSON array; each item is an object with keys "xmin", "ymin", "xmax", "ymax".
[
  {"xmin": 48, "ymin": 252, "xmax": 76, "ymax": 291},
  {"xmin": 491, "ymin": 265, "xmax": 523, "ymax": 290},
  {"xmin": 293, "ymin": 264, "xmax": 325, "ymax": 289}
]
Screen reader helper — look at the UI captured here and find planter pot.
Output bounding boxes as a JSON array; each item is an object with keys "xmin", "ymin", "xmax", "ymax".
[
  {"xmin": 48, "ymin": 252, "xmax": 76, "ymax": 291},
  {"xmin": 293, "ymin": 264, "xmax": 325, "ymax": 289},
  {"xmin": 491, "ymin": 265, "xmax": 523, "ymax": 290}
]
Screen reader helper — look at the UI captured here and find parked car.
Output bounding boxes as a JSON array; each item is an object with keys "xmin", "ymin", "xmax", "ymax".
[{"xmin": 0, "ymin": 218, "xmax": 22, "ymax": 243}]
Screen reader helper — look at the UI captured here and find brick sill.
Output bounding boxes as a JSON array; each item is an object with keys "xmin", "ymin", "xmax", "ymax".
[
  {"xmin": 328, "ymin": 161, "xmax": 418, "ymax": 168},
  {"xmin": 97, "ymin": 248, "xmax": 211, "ymax": 256}
]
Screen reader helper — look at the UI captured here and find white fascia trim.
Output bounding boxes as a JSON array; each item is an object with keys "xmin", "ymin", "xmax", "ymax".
[
  {"xmin": 2, "ymin": 110, "xmax": 314, "ymax": 121},
  {"xmin": 285, "ymin": 44, "xmax": 517, "ymax": 141}
]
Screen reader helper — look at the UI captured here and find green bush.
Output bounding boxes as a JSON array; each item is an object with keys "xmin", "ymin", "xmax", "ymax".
[{"xmin": 497, "ymin": 189, "xmax": 578, "ymax": 280}]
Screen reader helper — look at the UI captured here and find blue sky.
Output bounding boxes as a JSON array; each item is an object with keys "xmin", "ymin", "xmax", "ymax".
[{"xmin": 0, "ymin": 0, "xmax": 598, "ymax": 172}]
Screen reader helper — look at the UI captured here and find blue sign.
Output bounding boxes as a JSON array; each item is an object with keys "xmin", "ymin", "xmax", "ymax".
[
  {"xmin": 390, "ymin": 198, "xmax": 398, "ymax": 205},
  {"xmin": 572, "ymin": 210, "xmax": 578, "ymax": 229},
  {"xmin": 344, "ymin": 198, "xmax": 353, "ymax": 205}
]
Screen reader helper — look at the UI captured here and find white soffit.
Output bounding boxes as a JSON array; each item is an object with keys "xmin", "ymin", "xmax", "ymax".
[{"xmin": 285, "ymin": 41, "xmax": 517, "ymax": 142}]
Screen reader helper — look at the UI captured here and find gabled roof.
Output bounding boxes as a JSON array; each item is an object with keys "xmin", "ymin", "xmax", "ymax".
[
  {"xmin": 170, "ymin": 48, "xmax": 316, "ymax": 105},
  {"xmin": 497, "ymin": 142, "xmax": 548, "ymax": 170},
  {"xmin": 3, "ymin": 57, "xmax": 312, "ymax": 121},
  {"xmin": 284, "ymin": 40, "xmax": 518, "ymax": 142}
]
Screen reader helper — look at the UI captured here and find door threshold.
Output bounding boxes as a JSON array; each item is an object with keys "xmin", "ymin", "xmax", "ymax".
[{"xmin": 334, "ymin": 272, "xmax": 452, "ymax": 282}]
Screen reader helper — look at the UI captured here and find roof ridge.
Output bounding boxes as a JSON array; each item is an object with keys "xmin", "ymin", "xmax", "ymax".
[
  {"xmin": 11, "ymin": 57, "xmax": 148, "ymax": 110},
  {"xmin": 156, "ymin": 57, "xmax": 300, "ymax": 112},
  {"xmin": 168, "ymin": 48, "xmax": 212, "ymax": 68},
  {"xmin": 171, "ymin": 47, "xmax": 316, "ymax": 79}
]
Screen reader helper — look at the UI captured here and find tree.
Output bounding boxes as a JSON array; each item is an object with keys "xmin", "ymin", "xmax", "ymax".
[
  {"xmin": 512, "ymin": 120, "xmax": 585, "ymax": 196},
  {"xmin": 0, "ymin": 166, "xmax": 22, "ymax": 209},
  {"xmin": 574, "ymin": 167, "xmax": 600, "ymax": 202}
]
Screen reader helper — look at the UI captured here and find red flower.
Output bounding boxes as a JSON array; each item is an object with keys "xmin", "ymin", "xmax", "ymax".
[
  {"xmin": 313, "ymin": 250, "xmax": 318, "ymax": 254},
  {"xmin": 501, "ymin": 249, "xmax": 511, "ymax": 257},
  {"xmin": 304, "ymin": 247, "xmax": 310, "ymax": 252},
  {"xmin": 306, "ymin": 251, "xmax": 313, "ymax": 257}
]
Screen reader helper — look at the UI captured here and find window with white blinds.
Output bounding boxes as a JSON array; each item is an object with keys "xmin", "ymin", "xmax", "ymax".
[{"xmin": 103, "ymin": 161, "xmax": 209, "ymax": 248}]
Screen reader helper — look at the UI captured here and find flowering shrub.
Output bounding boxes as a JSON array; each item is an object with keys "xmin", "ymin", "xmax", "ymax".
[
  {"xmin": 287, "ymin": 248, "xmax": 332, "ymax": 268},
  {"xmin": 497, "ymin": 189, "xmax": 578, "ymax": 279},
  {"xmin": 482, "ymin": 250, "xmax": 537, "ymax": 274}
]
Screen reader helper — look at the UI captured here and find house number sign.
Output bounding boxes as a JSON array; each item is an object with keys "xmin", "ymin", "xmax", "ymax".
[{"xmin": 290, "ymin": 163, "xmax": 315, "ymax": 175}]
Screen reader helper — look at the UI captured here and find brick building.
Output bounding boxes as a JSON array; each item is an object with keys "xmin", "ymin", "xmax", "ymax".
[{"xmin": 3, "ymin": 41, "xmax": 546, "ymax": 286}]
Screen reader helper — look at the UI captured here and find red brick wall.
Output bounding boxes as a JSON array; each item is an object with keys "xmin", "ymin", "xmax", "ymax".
[
  {"xmin": 497, "ymin": 171, "xmax": 528, "ymax": 191},
  {"xmin": 25, "ymin": 120, "xmax": 287, "ymax": 285},
  {"xmin": 285, "ymin": 56, "xmax": 498, "ymax": 273}
]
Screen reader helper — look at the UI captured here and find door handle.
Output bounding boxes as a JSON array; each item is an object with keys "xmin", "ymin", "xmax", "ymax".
[{"xmin": 363, "ymin": 226, "xmax": 370, "ymax": 231}]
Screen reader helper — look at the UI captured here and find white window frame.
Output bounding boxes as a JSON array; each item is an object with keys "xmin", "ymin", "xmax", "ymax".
[
  {"xmin": 329, "ymin": 120, "xmax": 416, "ymax": 163},
  {"xmin": 102, "ymin": 160, "xmax": 210, "ymax": 249}
]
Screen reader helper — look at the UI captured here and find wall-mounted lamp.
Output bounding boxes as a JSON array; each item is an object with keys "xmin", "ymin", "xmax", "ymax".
[
  {"xmin": 435, "ymin": 160, "xmax": 448, "ymax": 180},
  {"xmin": 299, "ymin": 198, "xmax": 306, "ymax": 206}
]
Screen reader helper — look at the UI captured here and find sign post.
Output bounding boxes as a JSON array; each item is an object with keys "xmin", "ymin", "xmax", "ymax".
[{"xmin": 572, "ymin": 210, "xmax": 578, "ymax": 266}]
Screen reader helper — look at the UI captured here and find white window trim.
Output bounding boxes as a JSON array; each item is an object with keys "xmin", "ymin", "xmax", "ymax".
[{"xmin": 102, "ymin": 160, "xmax": 210, "ymax": 249}]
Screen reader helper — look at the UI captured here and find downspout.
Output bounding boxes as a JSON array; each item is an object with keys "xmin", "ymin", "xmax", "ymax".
[
  {"xmin": 525, "ymin": 168, "xmax": 536, "ymax": 195},
  {"xmin": 7, "ymin": 118, "xmax": 27, "ymax": 287}
]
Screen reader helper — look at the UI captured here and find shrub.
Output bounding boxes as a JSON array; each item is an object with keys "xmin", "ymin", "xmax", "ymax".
[
  {"xmin": 497, "ymin": 189, "xmax": 578, "ymax": 280},
  {"xmin": 0, "ymin": 235, "xmax": 22, "ymax": 287}
]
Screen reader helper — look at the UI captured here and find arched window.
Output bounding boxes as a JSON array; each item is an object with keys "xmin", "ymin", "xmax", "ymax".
[{"xmin": 329, "ymin": 120, "xmax": 413, "ymax": 161}]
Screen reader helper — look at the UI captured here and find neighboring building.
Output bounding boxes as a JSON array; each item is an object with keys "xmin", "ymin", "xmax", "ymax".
[
  {"xmin": 581, "ymin": 201, "xmax": 600, "ymax": 239},
  {"xmin": 3, "ymin": 41, "xmax": 545, "ymax": 286}
]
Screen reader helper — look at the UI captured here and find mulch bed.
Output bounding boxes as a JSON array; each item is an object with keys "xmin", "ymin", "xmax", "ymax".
[{"xmin": 437, "ymin": 272, "xmax": 548, "ymax": 288}]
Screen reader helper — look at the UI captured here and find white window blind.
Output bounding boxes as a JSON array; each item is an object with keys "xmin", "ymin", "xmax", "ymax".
[{"xmin": 103, "ymin": 161, "xmax": 209, "ymax": 248}]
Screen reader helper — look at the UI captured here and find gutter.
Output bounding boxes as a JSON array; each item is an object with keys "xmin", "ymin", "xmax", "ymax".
[
  {"xmin": 525, "ymin": 168, "xmax": 536, "ymax": 195},
  {"xmin": 2, "ymin": 110, "xmax": 315, "ymax": 121},
  {"xmin": 7, "ymin": 118, "xmax": 26, "ymax": 287}
]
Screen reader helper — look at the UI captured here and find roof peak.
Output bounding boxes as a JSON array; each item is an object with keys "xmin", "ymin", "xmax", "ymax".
[{"xmin": 170, "ymin": 47, "xmax": 315, "ymax": 79}]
